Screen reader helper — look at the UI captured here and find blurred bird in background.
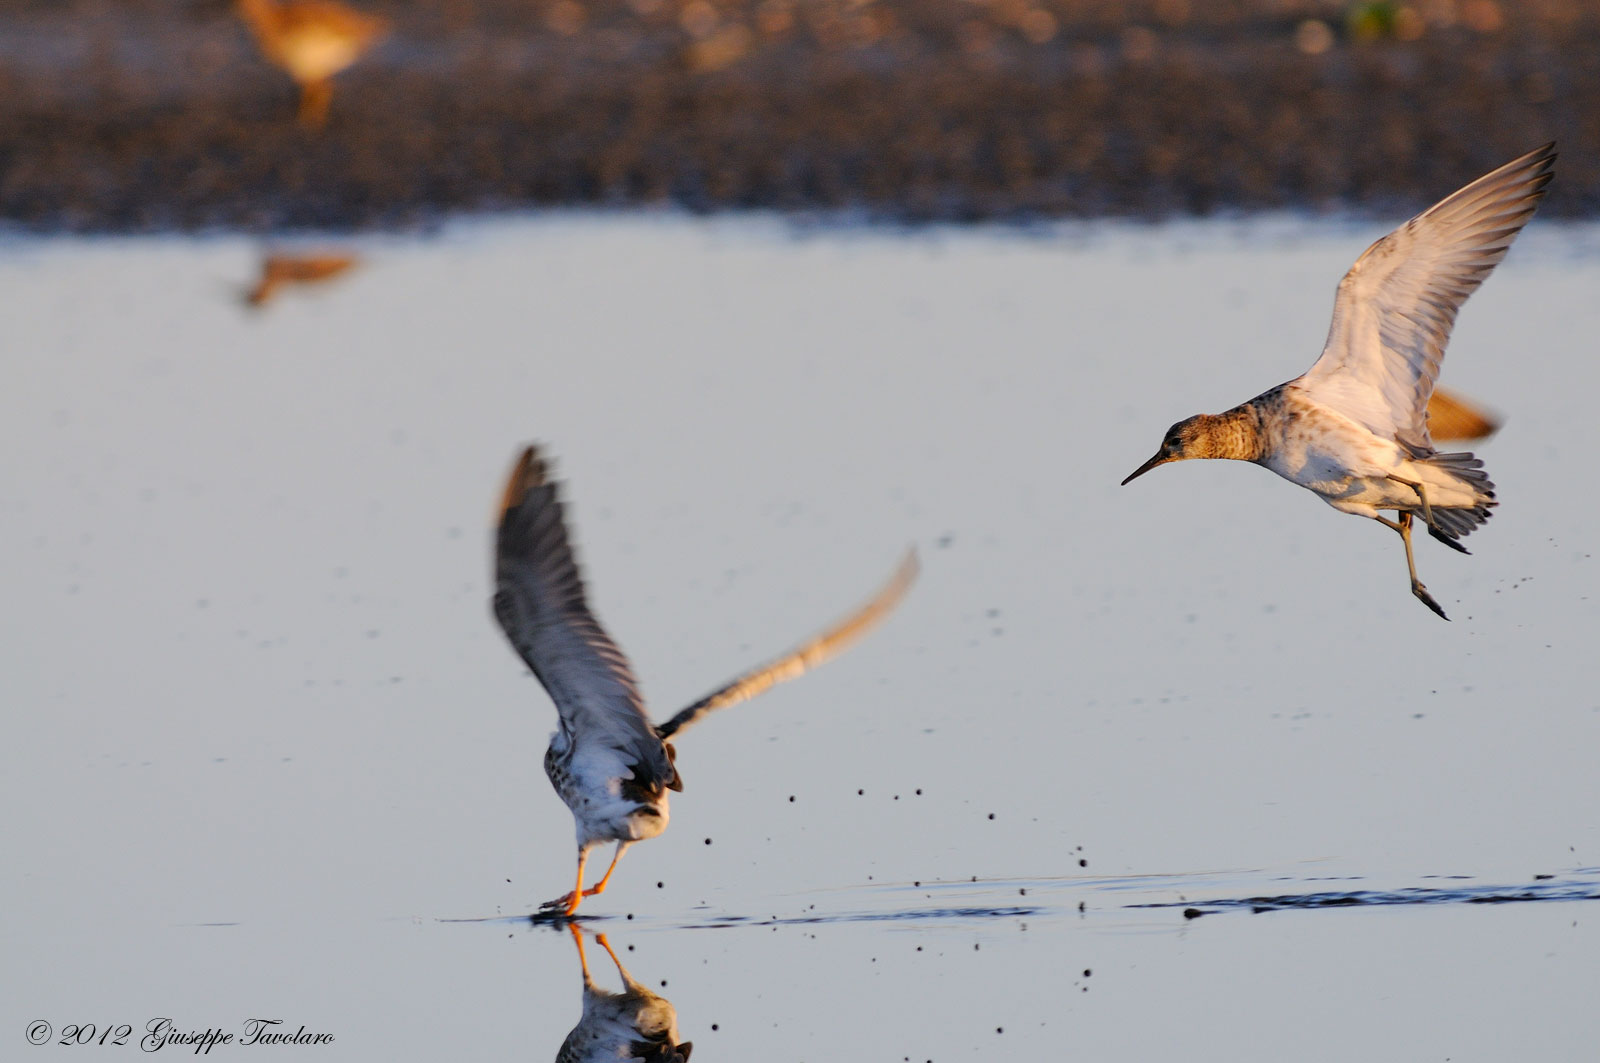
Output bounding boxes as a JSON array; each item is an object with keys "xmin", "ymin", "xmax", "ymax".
[
  {"xmin": 244, "ymin": 250, "xmax": 360, "ymax": 307},
  {"xmin": 235, "ymin": 0, "xmax": 388, "ymax": 129}
]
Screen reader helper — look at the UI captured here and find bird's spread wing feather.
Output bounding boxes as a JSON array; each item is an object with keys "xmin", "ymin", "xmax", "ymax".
[
  {"xmin": 1297, "ymin": 143, "xmax": 1554, "ymax": 451},
  {"xmin": 655, "ymin": 548, "xmax": 919, "ymax": 740},
  {"xmin": 1425, "ymin": 385, "xmax": 1501, "ymax": 444},
  {"xmin": 493, "ymin": 446, "xmax": 676, "ymax": 792}
]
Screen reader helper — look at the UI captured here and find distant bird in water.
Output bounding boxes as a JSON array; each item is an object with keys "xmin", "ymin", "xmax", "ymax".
[
  {"xmin": 235, "ymin": 0, "xmax": 387, "ymax": 129},
  {"xmin": 244, "ymin": 251, "xmax": 359, "ymax": 307},
  {"xmin": 1425, "ymin": 386, "xmax": 1501, "ymax": 444},
  {"xmin": 555, "ymin": 926, "xmax": 691, "ymax": 1063},
  {"xmin": 1123, "ymin": 143, "xmax": 1555, "ymax": 619},
  {"xmin": 494, "ymin": 445, "xmax": 918, "ymax": 916}
]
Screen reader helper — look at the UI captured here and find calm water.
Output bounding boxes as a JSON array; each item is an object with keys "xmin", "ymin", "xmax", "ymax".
[{"xmin": 4, "ymin": 214, "xmax": 1599, "ymax": 1060}]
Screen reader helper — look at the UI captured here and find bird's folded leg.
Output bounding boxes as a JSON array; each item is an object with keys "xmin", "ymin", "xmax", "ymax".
[{"xmin": 1387, "ymin": 474, "xmax": 1436, "ymax": 528}]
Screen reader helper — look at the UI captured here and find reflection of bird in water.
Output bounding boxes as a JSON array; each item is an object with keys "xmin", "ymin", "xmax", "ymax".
[
  {"xmin": 1123, "ymin": 143, "xmax": 1554, "ymax": 619},
  {"xmin": 235, "ymin": 0, "xmax": 387, "ymax": 129},
  {"xmin": 556, "ymin": 926, "xmax": 692, "ymax": 1063},
  {"xmin": 1425, "ymin": 386, "xmax": 1501, "ymax": 444},
  {"xmin": 245, "ymin": 251, "xmax": 359, "ymax": 307},
  {"xmin": 494, "ymin": 445, "xmax": 918, "ymax": 917}
]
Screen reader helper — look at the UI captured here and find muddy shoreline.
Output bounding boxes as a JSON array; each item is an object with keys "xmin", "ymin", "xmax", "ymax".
[{"xmin": 3, "ymin": 0, "xmax": 1599, "ymax": 231}]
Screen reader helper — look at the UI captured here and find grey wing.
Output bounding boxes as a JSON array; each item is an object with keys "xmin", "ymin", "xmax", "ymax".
[
  {"xmin": 1297, "ymin": 143, "xmax": 1554, "ymax": 452},
  {"xmin": 493, "ymin": 446, "xmax": 677, "ymax": 793},
  {"xmin": 656, "ymin": 548, "xmax": 919, "ymax": 740}
]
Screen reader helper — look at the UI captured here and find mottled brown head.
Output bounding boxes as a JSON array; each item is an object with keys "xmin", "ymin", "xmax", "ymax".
[
  {"xmin": 1122, "ymin": 407, "xmax": 1267, "ymax": 485},
  {"xmin": 1122, "ymin": 415, "xmax": 1209, "ymax": 484}
]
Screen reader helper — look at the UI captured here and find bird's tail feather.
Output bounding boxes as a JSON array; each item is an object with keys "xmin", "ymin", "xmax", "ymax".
[{"xmin": 1418, "ymin": 450, "xmax": 1496, "ymax": 540}]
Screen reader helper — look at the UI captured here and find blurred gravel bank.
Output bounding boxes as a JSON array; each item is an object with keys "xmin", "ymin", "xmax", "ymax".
[{"xmin": 2, "ymin": 0, "xmax": 1598, "ymax": 230}]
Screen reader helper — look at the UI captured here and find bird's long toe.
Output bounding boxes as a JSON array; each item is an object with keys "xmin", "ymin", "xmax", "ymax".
[
  {"xmin": 1411, "ymin": 580, "xmax": 1450, "ymax": 621},
  {"xmin": 539, "ymin": 891, "xmax": 582, "ymax": 916}
]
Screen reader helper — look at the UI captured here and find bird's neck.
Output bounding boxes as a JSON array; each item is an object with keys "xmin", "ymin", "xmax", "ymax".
[{"xmin": 1194, "ymin": 403, "xmax": 1269, "ymax": 462}]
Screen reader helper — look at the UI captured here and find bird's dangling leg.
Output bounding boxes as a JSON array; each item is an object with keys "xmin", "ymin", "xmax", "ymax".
[
  {"xmin": 581, "ymin": 842, "xmax": 630, "ymax": 900},
  {"xmin": 540, "ymin": 844, "xmax": 591, "ymax": 917},
  {"xmin": 1377, "ymin": 512, "xmax": 1448, "ymax": 620}
]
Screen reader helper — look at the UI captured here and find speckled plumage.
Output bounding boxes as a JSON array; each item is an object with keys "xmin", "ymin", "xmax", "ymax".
[
  {"xmin": 1124, "ymin": 143, "xmax": 1555, "ymax": 618},
  {"xmin": 493, "ymin": 445, "xmax": 918, "ymax": 915}
]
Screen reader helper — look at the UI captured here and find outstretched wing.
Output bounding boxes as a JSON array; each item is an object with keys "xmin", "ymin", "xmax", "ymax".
[
  {"xmin": 493, "ymin": 446, "xmax": 677, "ymax": 792},
  {"xmin": 1426, "ymin": 385, "xmax": 1501, "ymax": 444},
  {"xmin": 656, "ymin": 548, "xmax": 919, "ymax": 740},
  {"xmin": 1297, "ymin": 143, "xmax": 1554, "ymax": 452}
]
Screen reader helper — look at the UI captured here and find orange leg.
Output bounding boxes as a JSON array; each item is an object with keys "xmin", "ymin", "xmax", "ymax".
[
  {"xmin": 297, "ymin": 79, "xmax": 333, "ymax": 129},
  {"xmin": 594, "ymin": 932, "xmax": 634, "ymax": 983},
  {"xmin": 540, "ymin": 846, "xmax": 591, "ymax": 917},
  {"xmin": 567, "ymin": 922, "xmax": 596, "ymax": 986},
  {"xmin": 582, "ymin": 843, "xmax": 631, "ymax": 899},
  {"xmin": 540, "ymin": 842, "xmax": 632, "ymax": 916}
]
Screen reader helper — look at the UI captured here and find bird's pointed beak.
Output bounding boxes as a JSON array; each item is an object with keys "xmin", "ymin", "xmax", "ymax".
[{"xmin": 1121, "ymin": 450, "xmax": 1172, "ymax": 486}]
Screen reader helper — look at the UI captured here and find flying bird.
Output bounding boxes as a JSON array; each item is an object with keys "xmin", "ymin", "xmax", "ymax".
[
  {"xmin": 236, "ymin": 0, "xmax": 388, "ymax": 129},
  {"xmin": 493, "ymin": 445, "xmax": 918, "ymax": 916},
  {"xmin": 1122, "ymin": 143, "xmax": 1555, "ymax": 618}
]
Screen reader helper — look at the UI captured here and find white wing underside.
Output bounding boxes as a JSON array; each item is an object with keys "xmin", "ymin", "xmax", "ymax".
[{"xmin": 1296, "ymin": 143, "xmax": 1555, "ymax": 453}]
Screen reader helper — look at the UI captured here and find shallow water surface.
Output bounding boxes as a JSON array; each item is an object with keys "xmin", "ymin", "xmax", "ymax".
[{"xmin": 4, "ymin": 214, "xmax": 1599, "ymax": 1059}]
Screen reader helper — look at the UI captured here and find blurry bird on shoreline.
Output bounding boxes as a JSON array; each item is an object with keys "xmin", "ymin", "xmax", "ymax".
[
  {"xmin": 556, "ymin": 926, "xmax": 691, "ymax": 1063},
  {"xmin": 494, "ymin": 445, "xmax": 918, "ymax": 917},
  {"xmin": 244, "ymin": 250, "xmax": 359, "ymax": 307},
  {"xmin": 235, "ymin": 0, "xmax": 387, "ymax": 129},
  {"xmin": 1123, "ymin": 143, "xmax": 1554, "ymax": 619}
]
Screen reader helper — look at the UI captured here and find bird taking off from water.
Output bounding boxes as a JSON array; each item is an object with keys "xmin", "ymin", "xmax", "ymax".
[
  {"xmin": 1122, "ymin": 143, "xmax": 1555, "ymax": 619},
  {"xmin": 493, "ymin": 445, "xmax": 918, "ymax": 917}
]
